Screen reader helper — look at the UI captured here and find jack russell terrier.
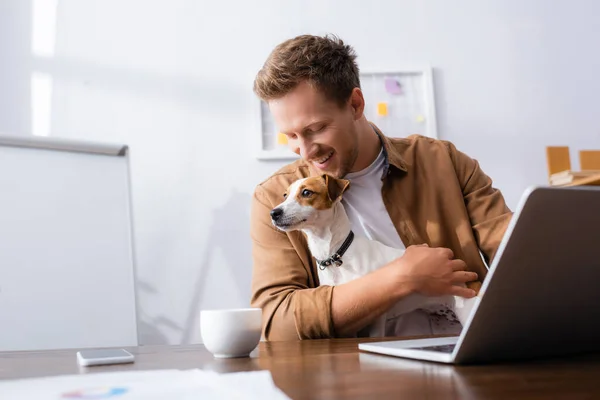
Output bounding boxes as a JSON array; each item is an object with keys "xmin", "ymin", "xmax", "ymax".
[{"xmin": 270, "ymin": 174, "xmax": 481, "ymax": 337}]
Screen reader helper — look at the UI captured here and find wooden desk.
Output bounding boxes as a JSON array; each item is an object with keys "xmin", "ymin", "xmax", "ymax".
[{"xmin": 2, "ymin": 338, "xmax": 600, "ymax": 399}]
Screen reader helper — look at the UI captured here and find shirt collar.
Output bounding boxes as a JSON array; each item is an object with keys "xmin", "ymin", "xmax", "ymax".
[{"xmin": 369, "ymin": 122, "xmax": 408, "ymax": 178}]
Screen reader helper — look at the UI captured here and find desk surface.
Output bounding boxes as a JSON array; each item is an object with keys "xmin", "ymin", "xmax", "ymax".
[{"xmin": 2, "ymin": 338, "xmax": 600, "ymax": 399}]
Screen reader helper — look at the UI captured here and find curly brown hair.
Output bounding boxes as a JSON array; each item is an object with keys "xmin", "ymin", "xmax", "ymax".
[{"xmin": 253, "ymin": 34, "xmax": 361, "ymax": 106}]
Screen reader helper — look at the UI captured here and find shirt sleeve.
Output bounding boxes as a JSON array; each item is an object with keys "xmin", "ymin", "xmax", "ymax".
[
  {"xmin": 249, "ymin": 185, "xmax": 336, "ymax": 340},
  {"xmin": 446, "ymin": 141, "xmax": 513, "ymax": 265}
]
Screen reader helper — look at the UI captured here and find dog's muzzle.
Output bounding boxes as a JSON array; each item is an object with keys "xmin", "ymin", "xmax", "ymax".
[{"xmin": 270, "ymin": 208, "xmax": 283, "ymax": 222}]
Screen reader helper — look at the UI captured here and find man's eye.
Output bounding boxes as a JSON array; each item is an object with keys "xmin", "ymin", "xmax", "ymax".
[
  {"xmin": 301, "ymin": 189, "xmax": 313, "ymax": 197},
  {"xmin": 310, "ymin": 125, "xmax": 325, "ymax": 134}
]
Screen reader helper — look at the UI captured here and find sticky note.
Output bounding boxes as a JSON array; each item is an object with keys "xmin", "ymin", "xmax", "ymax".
[
  {"xmin": 277, "ymin": 132, "xmax": 288, "ymax": 145},
  {"xmin": 377, "ymin": 102, "xmax": 388, "ymax": 116},
  {"xmin": 416, "ymin": 115, "xmax": 425, "ymax": 123},
  {"xmin": 384, "ymin": 78, "xmax": 402, "ymax": 95}
]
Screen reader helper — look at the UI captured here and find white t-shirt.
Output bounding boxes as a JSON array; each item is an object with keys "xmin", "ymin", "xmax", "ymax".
[
  {"xmin": 343, "ymin": 148, "xmax": 405, "ymax": 249},
  {"xmin": 342, "ymin": 146, "xmax": 462, "ymax": 337}
]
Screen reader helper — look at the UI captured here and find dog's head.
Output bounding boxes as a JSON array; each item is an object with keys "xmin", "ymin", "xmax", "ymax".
[{"xmin": 270, "ymin": 174, "xmax": 350, "ymax": 232}]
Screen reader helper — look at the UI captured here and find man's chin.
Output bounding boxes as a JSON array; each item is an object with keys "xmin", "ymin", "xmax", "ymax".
[
  {"xmin": 313, "ymin": 165, "xmax": 341, "ymax": 179},
  {"xmin": 310, "ymin": 153, "xmax": 341, "ymax": 176}
]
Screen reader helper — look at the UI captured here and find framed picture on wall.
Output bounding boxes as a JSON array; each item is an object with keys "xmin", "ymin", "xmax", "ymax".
[
  {"xmin": 256, "ymin": 65, "xmax": 438, "ymax": 161},
  {"xmin": 256, "ymin": 100, "xmax": 298, "ymax": 161}
]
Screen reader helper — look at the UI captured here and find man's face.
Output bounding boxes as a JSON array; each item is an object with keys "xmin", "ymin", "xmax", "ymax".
[{"xmin": 268, "ymin": 81, "xmax": 361, "ymax": 178}]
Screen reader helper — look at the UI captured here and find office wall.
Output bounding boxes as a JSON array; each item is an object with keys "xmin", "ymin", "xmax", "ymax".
[
  {"xmin": 1, "ymin": 0, "xmax": 598, "ymax": 344},
  {"xmin": 0, "ymin": 1, "xmax": 31, "ymax": 136}
]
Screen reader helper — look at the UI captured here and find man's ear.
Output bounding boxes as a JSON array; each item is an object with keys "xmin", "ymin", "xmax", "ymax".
[
  {"xmin": 349, "ymin": 88, "xmax": 365, "ymax": 121},
  {"xmin": 323, "ymin": 174, "xmax": 350, "ymax": 203}
]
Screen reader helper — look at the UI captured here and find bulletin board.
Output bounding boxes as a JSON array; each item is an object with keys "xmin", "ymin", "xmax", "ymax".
[{"xmin": 256, "ymin": 66, "xmax": 438, "ymax": 161}]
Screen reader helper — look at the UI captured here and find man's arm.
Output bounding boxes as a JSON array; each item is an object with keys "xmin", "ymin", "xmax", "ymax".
[
  {"xmin": 330, "ymin": 264, "xmax": 413, "ymax": 337},
  {"xmin": 446, "ymin": 142, "xmax": 513, "ymax": 265}
]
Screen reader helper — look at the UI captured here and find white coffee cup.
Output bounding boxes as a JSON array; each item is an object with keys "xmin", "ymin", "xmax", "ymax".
[{"xmin": 200, "ymin": 308, "xmax": 262, "ymax": 358}]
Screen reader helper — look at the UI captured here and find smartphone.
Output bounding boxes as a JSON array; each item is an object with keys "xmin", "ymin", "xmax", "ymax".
[{"xmin": 76, "ymin": 348, "xmax": 135, "ymax": 367}]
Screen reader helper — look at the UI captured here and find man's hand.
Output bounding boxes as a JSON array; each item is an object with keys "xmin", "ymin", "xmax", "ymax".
[{"xmin": 390, "ymin": 244, "xmax": 478, "ymax": 298}]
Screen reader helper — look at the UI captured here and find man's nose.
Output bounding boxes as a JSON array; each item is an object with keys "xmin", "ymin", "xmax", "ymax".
[
  {"xmin": 297, "ymin": 137, "xmax": 317, "ymax": 159},
  {"xmin": 270, "ymin": 208, "xmax": 284, "ymax": 221}
]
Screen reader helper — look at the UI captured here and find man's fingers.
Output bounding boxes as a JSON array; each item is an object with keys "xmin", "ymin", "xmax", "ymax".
[
  {"xmin": 449, "ymin": 259, "xmax": 468, "ymax": 271},
  {"xmin": 451, "ymin": 271, "xmax": 478, "ymax": 283},
  {"xmin": 439, "ymin": 247, "xmax": 454, "ymax": 259},
  {"xmin": 450, "ymin": 286, "xmax": 477, "ymax": 298}
]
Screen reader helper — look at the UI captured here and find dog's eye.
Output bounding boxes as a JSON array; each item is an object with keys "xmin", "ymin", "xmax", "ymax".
[
  {"xmin": 283, "ymin": 193, "xmax": 287, "ymax": 199},
  {"xmin": 301, "ymin": 189, "xmax": 313, "ymax": 197}
]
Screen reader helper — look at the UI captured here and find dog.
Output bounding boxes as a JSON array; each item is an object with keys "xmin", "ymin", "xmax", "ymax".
[{"xmin": 270, "ymin": 174, "xmax": 481, "ymax": 337}]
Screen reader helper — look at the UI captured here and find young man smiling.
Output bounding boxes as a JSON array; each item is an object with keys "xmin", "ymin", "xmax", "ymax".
[{"xmin": 250, "ymin": 34, "xmax": 513, "ymax": 341}]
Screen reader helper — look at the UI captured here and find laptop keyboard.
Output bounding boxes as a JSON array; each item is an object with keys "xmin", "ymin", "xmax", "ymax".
[{"xmin": 411, "ymin": 344, "xmax": 456, "ymax": 353}]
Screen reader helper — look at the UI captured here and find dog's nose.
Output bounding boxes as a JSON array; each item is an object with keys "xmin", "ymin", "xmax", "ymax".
[{"xmin": 270, "ymin": 208, "xmax": 283, "ymax": 221}]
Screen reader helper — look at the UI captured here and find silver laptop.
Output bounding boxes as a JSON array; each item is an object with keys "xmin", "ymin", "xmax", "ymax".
[{"xmin": 359, "ymin": 185, "xmax": 600, "ymax": 364}]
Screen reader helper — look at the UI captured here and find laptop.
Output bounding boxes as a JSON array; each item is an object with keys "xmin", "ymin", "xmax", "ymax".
[{"xmin": 359, "ymin": 185, "xmax": 600, "ymax": 364}]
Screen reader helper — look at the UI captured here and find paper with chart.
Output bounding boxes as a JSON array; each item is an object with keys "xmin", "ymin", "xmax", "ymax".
[{"xmin": 0, "ymin": 369, "xmax": 290, "ymax": 400}]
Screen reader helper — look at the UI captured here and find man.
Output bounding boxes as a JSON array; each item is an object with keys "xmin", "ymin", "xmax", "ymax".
[{"xmin": 250, "ymin": 34, "xmax": 512, "ymax": 341}]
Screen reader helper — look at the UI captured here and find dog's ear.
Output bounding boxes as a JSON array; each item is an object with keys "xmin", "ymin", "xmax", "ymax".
[{"xmin": 322, "ymin": 174, "xmax": 350, "ymax": 203}]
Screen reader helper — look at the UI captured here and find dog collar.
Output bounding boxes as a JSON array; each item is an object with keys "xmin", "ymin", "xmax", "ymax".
[{"xmin": 316, "ymin": 231, "xmax": 355, "ymax": 270}]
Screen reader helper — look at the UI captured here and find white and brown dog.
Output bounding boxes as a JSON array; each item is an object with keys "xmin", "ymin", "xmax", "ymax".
[{"xmin": 270, "ymin": 174, "xmax": 480, "ymax": 337}]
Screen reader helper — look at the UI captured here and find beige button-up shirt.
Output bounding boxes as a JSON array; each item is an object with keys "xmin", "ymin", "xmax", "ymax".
[{"xmin": 250, "ymin": 126, "xmax": 513, "ymax": 341}]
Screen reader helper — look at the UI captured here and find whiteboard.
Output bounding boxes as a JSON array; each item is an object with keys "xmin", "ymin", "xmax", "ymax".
[{"xmin": 0, "ymin": 135, "xmax": 138, "ymax": 351}]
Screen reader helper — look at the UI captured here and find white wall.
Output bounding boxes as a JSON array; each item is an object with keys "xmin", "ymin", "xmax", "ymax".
[
  {"xmin": 0, "ymin": 1, "xmax": 31, "ymax": 136},
  {"xmin": 1, "ymin": 0, "xmax": 599, "ymax": 345}
]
